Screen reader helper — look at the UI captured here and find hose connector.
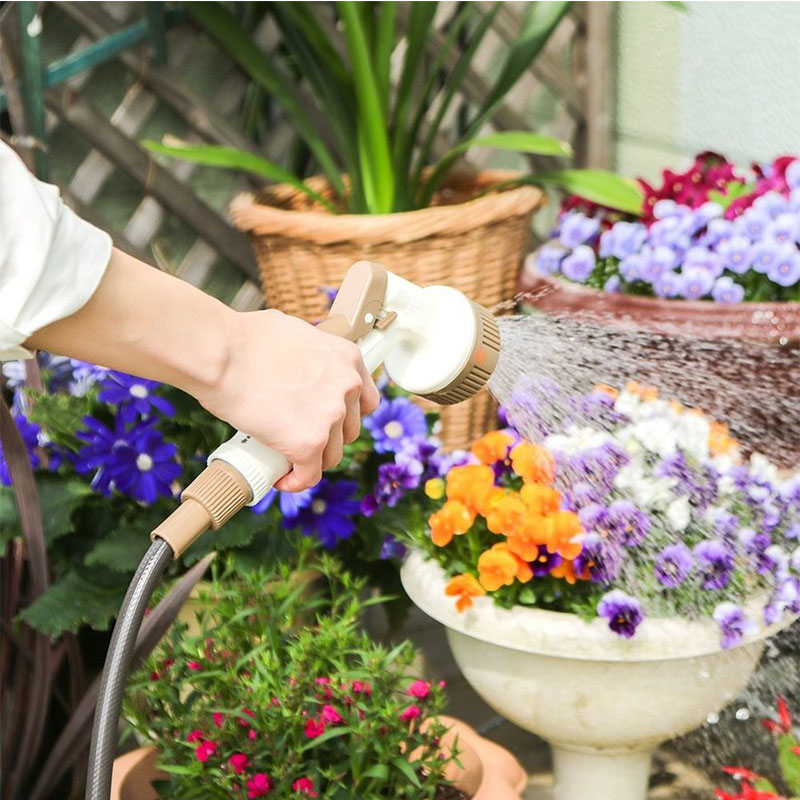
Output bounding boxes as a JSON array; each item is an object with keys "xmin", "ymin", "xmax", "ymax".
[{"xmin": 151, "ymin": 460, "xmax": 253, "ymax": 558}]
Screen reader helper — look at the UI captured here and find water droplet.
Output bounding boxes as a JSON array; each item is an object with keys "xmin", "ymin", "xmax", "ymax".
[
  {"xmin": 735, "ymin": 708, "xmax": 750, "ymax": 721},
  {"xmin": 706, "ymin": 712, "xmax": 720, "ymax": 725}
]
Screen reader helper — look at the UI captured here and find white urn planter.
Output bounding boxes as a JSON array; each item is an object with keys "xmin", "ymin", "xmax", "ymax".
[{"xmin": 401, "ymin": 549, "xmax": 797, "ymax": 800}]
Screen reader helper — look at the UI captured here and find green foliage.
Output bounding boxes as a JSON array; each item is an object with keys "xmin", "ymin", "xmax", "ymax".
[
  {"xmin": 26, "ymin": 391, "xmax": 95, "ymax": 450},
  {"xmin": 125, "ymin": 556, "xmax": 457, "ymax": 799},
  {"xmin": 143, "ymin": 2, "xmax": 643, "ymax": 215},
  {"xmin": 778, "ymin": 733, "xmax": 800, "ymax": 796}
]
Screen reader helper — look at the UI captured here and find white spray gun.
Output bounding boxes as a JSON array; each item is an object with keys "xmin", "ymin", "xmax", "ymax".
[{"xmin": 151, "ymin": 261, "xmax": 501, "ymax": 557}]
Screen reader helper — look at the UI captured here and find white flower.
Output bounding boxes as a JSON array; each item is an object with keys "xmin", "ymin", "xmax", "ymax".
[
  {"xmin": 614, "ymin": 462, "xmax": 676, "ymax": 511},
  {"xmin": 675, "ymin": 413, "xmax": 710, "ymax": 461},
  {"xmin": 629, "ymin": 417, "xmax": 679, "ymax": 458},
  {"xmin": 749, "ymin": 453, "xmax": 779, "ymax": 485},
  {"xmin": 614, "ymin": 390, "xmax": 642, "ymax": 418},
  {"xmin": 666, "ymin": 496, "xmax": 691, "ymax": 532},
  {"xmin": 544, "ymin": 426, "xmax": 611, "ymax": 456}
]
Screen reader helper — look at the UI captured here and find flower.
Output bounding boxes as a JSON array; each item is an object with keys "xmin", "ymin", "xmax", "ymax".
[
  {"xmin": 471, "ymin": 431, "xmax": 514, "ymax": 468},
  {"xmin": 713, "ymin": 602, "xmax": 755, "ymax": 649},
  {"xmin": 229, "ymin": 753, "xmax": 249, "ymax": 774},
  {"xmin": 445, "ymin": 464, "xmax": 496, "ymax": 514},
  {"xmin": 534, "ymin": 245, "xmax": 568, "ymax": 275},
  {"xmin": 510, "ymin": 442, "xmax": 555, "ymax": 485},
  {"xmin": 561, "ymin": 245, "xmax": 596, "ymax": 282},
  {"xmin": 292, "ymin": 777, "xmax": 318, "ymax": 796},
  {"xmin": 429, "ymin": 500, "xmax": 475, "ymax": 547},
  {"xmin": 694, "ymin": 540, "xmax": 735, "ymax": 589},
  {"xmin": 406, "ymin": 680, "xmax": 431, "ymax": 700},
  {"xmin": 559, "ymin": 212, "xmax": 600, "ymax": 248},
  {"xmin": 379, "ymin": 534, "xmax": 406, "ymax": 560},
  {"xmin": 445, "ymin": 573, "xmax": 485, "ymax": 612},
  {"xmin": 361, "ymin": 460, "xmax": 422, "ymax": 515},
  {"xmin": 680, "ymin": 266, "xmax": 715, "ymax": 299},
  {"xmin": 477, "ymin": 542, "xmax": 533, "ymax": 591},
  {"xmin": 97, "ymin": 371, "xmax": 175, "ymax": 422},
  {"xmin": 247, "ymin": 773, "xmax": 273, "ymax": 798},
  {"xmin": 321, "ymin": 705, "xmax": 343, "ymax": 724},
  {"xmin": 195, "ymin": 739, "xmax": 216, "ymax": 763},
  {"xmin": 0, "ymin": 413, "xmax": 41, "ymax": 485},
  {"xmin": 213, "ymin": 712, "xmax": 226, "ymax": 729},
  {"xmin": 283, "ymin": 479, "xmax": 360, "ymax": 549},
  {"xmin": 712, "ymin": 277, "xmax": 746, "ymax": 304},
  {"xmin": 573, "ymin": 533, "xmax": 623, "ymax": 583},
  {"xmin": 767, "ymin": 243, "xmax": 800, "ymax": 286},
  {"xmin": 597, "ymin": 590, "xmax": 644, "ymax": 639},
  {"xmin": 654, "ymin": 543, "xmax": 693, "ymax": 587},
  {"xmin": 304, "ymin": 718, "xmax": 325, "ymax": 739},
  {"xmin": 761, "ymin": 696, "xmax": 792, "ymax": 735},
  {"xmin": 363, "ymin": 398, "xmax": 427, "ymax": 453},
  {"xmin": 599, "ymin": 221, "xmax": 647, "ymax": 259},
  {"xmin": 605, "ymin": 499, "xmax": 651, "ymax": 546},
  {"xmin": 187, "ymin": 730, "xmax": 204, "ymax": 743},
  {"xmin": 399, "ymin": 705, "xmax": 422, "ymax": 722}
]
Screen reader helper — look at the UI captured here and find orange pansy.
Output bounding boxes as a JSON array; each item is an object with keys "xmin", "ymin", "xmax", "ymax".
[
  {"xmin": 545, "ymin": 510, "xmax": 584, "ymax": 559},
  {"xmin": 520, "ymin": 483, "xmax": 561, "ymax": 516},
  {"xmin": 486, "ymin": 493, "xmax": 528, "ymax": 536},
  {"xmin": 445, "ymin": 573, "xmax": 485, "ymax": 612},
  {"xmin": 477, "ymin": 543, "xmax": 529, "ymax": 592},
  {"xmin": 549, "ymin": 559, "xmax": 578, "ymax": 584},
  {"xmin": 505, "ymin": 514, "xmax": 548, "ymax": 561},
  {"xmin": 510, "ymin": 442, "xmax": 555, "ymax": 485},
  {"xmin": 595, "ymin": 383, "xmax": 619, "ymax": 399},
  {"xmin": 429, "ymin": 500, "xmax": 475, "ymax": 547},
  {"xmin": 471, "ymin": 431, "xmax": 514, "ymax": 466},
  {"xmin": 445, "ymin": 464, "xmax": 496, "ymax": 513}
]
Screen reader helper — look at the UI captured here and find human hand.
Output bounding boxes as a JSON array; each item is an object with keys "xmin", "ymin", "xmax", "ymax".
[{"xmin": 194, "ymin": 309, "xmax": 380, "ymax": 492}]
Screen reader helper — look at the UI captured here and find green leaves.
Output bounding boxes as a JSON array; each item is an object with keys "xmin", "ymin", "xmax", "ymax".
[
  {"xmin": 447, "ymin": 130, "xmax": 572, "ymax": 160},
  {"xmin": 778, "ymin": 733, "xmax": 800, "ymax": 796},
  {"xmin": 532, "ymin": 169, "xmax": 644, "ymax": 215},
  {"xmin": 26, "ymin": 390, "xmax": 94, "ymax": 451},
  {"xmin": 143, "ymin": 139, "xmax": 338, "ymax": 213}
]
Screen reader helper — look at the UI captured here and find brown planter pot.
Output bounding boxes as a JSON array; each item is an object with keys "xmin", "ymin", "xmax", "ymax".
[
  {"xmin": 519, "ymin": 271, "xmax": 800, "ymax": 467},
  {"xmin": 231, "ymin": 171, "xmax": 544, "ymax": 451},
  {"xmin": 111, "ymin": 716, "xmax": 526, "ymax": 800}
]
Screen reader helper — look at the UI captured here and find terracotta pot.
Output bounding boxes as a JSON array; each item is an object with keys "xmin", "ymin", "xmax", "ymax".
[
  {"xmin": 110, "ymin": 717, "xmax": 526, "ymax": 800},
  {"xmin": 519, "ymin": 270, "xmax": 800, "ymax": 467}
]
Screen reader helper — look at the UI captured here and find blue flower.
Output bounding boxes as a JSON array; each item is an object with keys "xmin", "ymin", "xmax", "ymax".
[
  {"xmin": 0, "ymin": 414, "xmax": 41, "ymax": 485},
  {"xmin": 396, "ymin": 437, "xmax": 442, "ymax": 479},
  {"xmin": 679, "ymin": 266, "xmax": 715, "ymax": 299},
  {"xmin": 654, "ymin": 543, "xmax": 693, "ymax": 587},
  {"xmin": 767, "ymin": 244, "xmax": 800, "ymax": 287},
  {"xmin": 363, "ymin": 398, "xmax": 427, "ymax": 454},
  {"xmin": 599, "ymin": 221, "xmax": 647, "ymax": 260},
  {"xmin": 711, "ymin": 276, "xmax": 745, "ymax": 304},
  {"xmin": 603, "ymin": 275, "xmax": 621, "ymax": 293},
  {"xmin": 74, "ymin": 416, "xmax": 134, "ymax": 495},
  {"xmin": 640, "ymin": 246, "xmax": 677, "ymax": 283},
  {"xmin": 717, "ymin": 235, "xmax": 753, "ymax": 274},
  {"xmin": 98, "ymin": 371, "xmax": 175, "ymax": 423},
  {"xmin": 379, "ymin": 534, "xmax": 406, "ymax": 561},
  {"xmin": 69, "ymin": 360, "xmax": 111, "ymax": 396},
  {"xmin": 283, "ymin": 479, "xmax": 360, "ymax": 549},
  {"xmin": 619, "ymin": 252, "xmax": 645, "ymax": 282},
  {"xmin": 560, "ymin": 245, "xmax": 595, "ymax": 282},
  {"xmin": 534, "ymin": 244, "xmax": 567, "ymax": 276},
  {"xmin": 735, "ymin": 208, "xmax": 770, "ymax": 241},
  {"xmin": 693, "ymin": 540, "xmax": 735, "ymax": 589},
  {"xmin": 713, "ymin": 602, "xmax": 754, "ymax": 649},
  {"xmin": 753, "ymin": 190, "xmax": 788, "ymax": 219},
  {"xmin": 682, "ymin": 246, "xmax": 723, "ymax": 278},
  {"xmin": 765, "ymin": 213, "xmax": 799, "ymax": 246},
  {"xmin": 361, "ymin": 461, "xmax": 422, "ymax": 516},
  {"xmin": 653, "ymin": 270, "xmax": 681, "ymax": 298},
  {"xmin": 750, "ymin": 239, "xmax": 780, "ymax": 274},
  {"xmin": 558, "ymin": 212, "xmax": 600, "ymax": 249},
  {"xmin": 597, "ymin": 590, "xmax": 643, "ymax": 639}
]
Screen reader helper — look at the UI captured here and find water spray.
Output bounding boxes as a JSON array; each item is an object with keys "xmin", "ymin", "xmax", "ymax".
[{"xmin": 86, "ymin": 261, "xmax": 501, "ymax": 800}]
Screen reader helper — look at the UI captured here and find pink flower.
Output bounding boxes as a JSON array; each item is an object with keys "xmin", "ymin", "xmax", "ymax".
[
  {"xmin": 351, "ymin": 680, "xmax": 371, "ymax": 696},
  {"xmin": 314, "ymin": 677, "xmax": 331, "ymax": 685},
  {"xmin": 292, "ymin": 776, "xmax": 318, "ymax": 796},
  {"xmin": 320, "ymin": 705, "xmax": 343, "ymax": 725},
  {"xmin": 195, "ymin": 740, "xmax": 216, "ymax": 763},
  {"xmin": 187, "ymin": 729, "xmax": 204, "ymax": 744},
  {"xmin": 399, "ymin": 705, "xmax": 422, "ymax": 723},
  {"xmin": 271, "ymin": 696, "xmax": 280, "ymax": 707},
  {"xmin": 406, "ymin": 680, "xmax": 431, "ymax": 700},
  {"xmin": 248, "ymin": 729, "xmax": 258, "ymax": 741},
  {"xmin": 213, "ymin": 712, "xmax": 226, "ymax": 729},
  {"xmin": 229, "ymin": 753, "xmax": 249, "ymax": 774},
  {"xmin": 188, "ymin": 661, "xmax": 202, "ymax": 671},
  {"xmin": 304, "ymin": 718, "xmax": 325, "ymax": 739},
  {"xmin": 238, "ymin": 708, "xmax": 256, "ymax": 727},
  {"xmin": 246, "ymin": 773, "xmax": 273, "ymax": 798}
]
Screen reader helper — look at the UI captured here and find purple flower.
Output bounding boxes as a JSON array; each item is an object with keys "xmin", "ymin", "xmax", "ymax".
[
  {"xmin": 764, "ymin": 577, "xmax": 800, "ymax": 625},
  {"xmin": 717, "ymin": 235, "xmax": 753, "ymax": 274},
  {"xmin": 250, "ymin": 489, "xmax": 278, "ymax": 514},
  {"xmin": 767, "ymin": 244, "xmax": 800, "ymax": 287},
  {"xmin": 379, "ymin": 534, "xmax": 406, "ymax": 560},
  {"xmin": 736, "ymin": 208, "xmax": 770, "ymax": 241},
  {"xmin": 531, "ymin": 549, "xmax": 562, "ymax": 577},
  {"xmin": 573, "ymin": 533, "xmax": 623, "ymax": 583},
  {"xmin": 713, "ymin": 602, "xmax": 754, "ymax": 649},
  {"xmin": 753, "ymin": 191, "xmax": 788, "ymax": 219},
  {"xmin": 655, "ymin": 543, "xmax": 693, "ymax": 587},
  {"xmin": 786, "ymin": 161, "xmax": 800, "ymax": 190},
  {"xmin": 765, "ymin": 213, "xmax": 799, "ymax": 246},
  {"xmin": 750, "ymin": 239, "xmax": 779, "ymax": 274},
  {"xmin": 680, "ymin": 266, "xmax": 715, "ymax": 299},
  {"xmin": 603, "ymin": 275, "xmax": 621, "ymax": 293},
  {"xmin": 693, "ymin": 540, "xmax": 735, "ymax": 589},
  {"xmin": 396, "ymin": 437, "xmax": 442, "ymax": 479},
  {"xmin": 597, "ymin": 590, "xmax": 644, "ymax": 639},
  {"xmin": 641, "ymin": 246, "xmax": 677, "ymax": 282},
  {"xmin": 0, "ymin": 414, "xmax": 41, "ymax": 485},
  {"xmin": 283, "ymin": 479, "xmax": 360, "ymax": 549},
  {"xmin": 682, "ymin": 246, "xmax": 723, "ymax": 278},
  {"xmin": 560, "ymin": 245, "xmax": 596, "ymax": 282},
  {"xmin": 74, "ymin": 416, "xmax": 136, "ymax": 495},
  {"xmin": 654, "ymin": 271, "xmax": 681, "ymax": 298},
  {"xmin": 69, "ymin": 360, "xmax": 111, "ymax": 396},
  {"xmin": 559, "ymin": 212, "xmax": 600, "ymax": 249},
  {"xmin": 606, "ymin": 499, "xmax": 650, "ymax": 546},
  {"xmin": 98, "ymin": 372, "xmax": 175, "ymax": 423},
  {"xmin": 363, "ymin": 398, "xmax": 427, "ymax": 453},
  {"xmin": 361, "ymin": 460, "xmax": 422, "ymax": 516},
  {"xmin": 599, "ymin": 221, "xmax": 647, "ymax": 259},
  {"xmin": 653, "ymin": 199, "xmax": 690, "ymax": 221},
  {"xmin": 712, "ymin": 276, "xmax": 745, "ymax": 304},
  {"xmin": 535, "ymin": 245, "xmax": 567, "ymax": 276},
  {"xmin": 699, "ymin": 218, "xmax": 734, "ymax": 248},
  {"xmin": 686, "ymin": 202, "xmax": 723, "ymax": 234},
  {"xmin": 619, "ymin": 252, "xmax": 645, "ymax": 282},
  {"xmin": 113, "ymin": 427, "xmax": 181, "ymax": 504}
]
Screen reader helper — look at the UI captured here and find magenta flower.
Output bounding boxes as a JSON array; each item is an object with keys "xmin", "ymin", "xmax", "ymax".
[
  {"xmin": 229, "ymin": 753, "xmax": 249, "ymax": 774},
  {"xmin": 292, "ymin": 776, "xmax": 318, "ymax": 795},
  {"xmin": 406, "ymin": 680, "xmax": 431, "ymax": 700},
  {"xmin": 352, "ymin": 680, "xmax": 371, "ymax": 696},
  {"xmin": 195, "ymin": 740, "xmax": 216, "ymax": 763},
  {"xmin": 304, "ymin": 718, "xmax": 325, "ymax": 739},
  {"xmin": 213, "ymin": 712, "xmax": 225, "ymax": 729},
  {"xmin": 320, "ymin": 705, "xmax": 343, "ymax": 724},
  {"xmin": 247, "ymin": 773, "xmax": 273, "ymax": 798},
  {"xmin": 597, "ymin": 590, "xmax": 644, "ymax": 639},
  {"xmin": 399, "ymin": 705, "xmax": 422, "ymax": 722},
  {"xmin": 187, "ymin": 729, "xmax": 204, "ymax": 744}
]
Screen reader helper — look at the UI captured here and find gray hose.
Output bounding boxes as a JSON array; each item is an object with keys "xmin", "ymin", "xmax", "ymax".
[{"xmin": 85, "ymin": 538, "xmax": 174, "ymax": 800}]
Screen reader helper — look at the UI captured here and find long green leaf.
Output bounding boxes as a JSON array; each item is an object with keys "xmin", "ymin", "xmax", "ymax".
[
  {"xmin": 142, "ymin": 139, "xmax": 338, "ymax": 213},
  {"xmin": 339, "ymin": 2, "xmax": 395, "ymax": 212},
  {"xmin": 374, "ymin": 2, "xmax": 397, "ymax": 120},
  {"xmin": 532, "ymin": 169, "xmax": 644, "ymax": 215},
  {"xmin": 410, "ymin": 3, "xmax": 500, "ymax": 198},
  {"xmin": 186, "ymin": 2, "xmax": 344, "ymax": 197},
  {"xmin": 468, "ymin": 2, "xmax": 572, "ymax": 138}
]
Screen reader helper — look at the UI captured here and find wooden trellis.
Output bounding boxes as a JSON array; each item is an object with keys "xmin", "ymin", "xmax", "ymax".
[{"xmin": 0, "ymin": 1, "xmax": 611, "ymax": 309}]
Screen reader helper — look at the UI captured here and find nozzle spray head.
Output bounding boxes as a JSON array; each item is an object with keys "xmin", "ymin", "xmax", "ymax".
[{"xmin": 323, "ymin": 261, "xmax": 500, "ymax": 404}]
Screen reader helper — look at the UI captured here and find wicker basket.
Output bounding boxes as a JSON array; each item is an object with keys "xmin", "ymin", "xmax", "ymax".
[{"xmin": 231, "ymin": 170, "xmax": 544, "ymax": 450}]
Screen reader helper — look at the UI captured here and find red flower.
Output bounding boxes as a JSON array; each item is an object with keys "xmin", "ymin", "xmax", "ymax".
[
  {"xmin": 213, "ymin": 712, "xmax": 226, "ymax": 729},
  {"xmin": 188, "ymin": 661, "xmax": 202, "ymax": 671},
  {"xmin": 351, "ymin": 680, "xmax": 371, "ymax": 696},
  {"xmin": 246, "ymin": 773, "xmax": 273, "ymax": 798},
  {"xmin": 292, "ymin": 776, "xmax": 318, "ymax": 796},
  {"xmin": 229, "ymin": 753, "xmax": 249, "ymax": 774},
  {"xmin": 195, "ymin": 740, "xmax": 216, "ymax": 763},
  {"xmin": 406, "ymin": 680, "xmax": 431, "ymax": 700},
  {"xmin": 762, "ymin": 697, "xmax": 792, "ymax": 735},
  {"xmin": 187, "ymin": 729, "xmax": 204, "ymax": 744},
  {"xmin": 399, "ymin": 705, "xmax": 422, "ymax": 723},
  {"xmin": 149, "ymin": 671, "xmax": 160, "ymax": 681},
  {"xmin": 304, "ymin": 718, "xmax": 325, "ymax": 739},
  {"xmin": 320, "ymin": 705, "xmax": 343, "ymax": 725}
]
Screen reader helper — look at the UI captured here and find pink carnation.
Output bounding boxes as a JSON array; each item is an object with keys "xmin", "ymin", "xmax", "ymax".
[
  {"xmin": 320, "ymin": 705, "xmax": 343, "ymax": 725},
  {"xmin": 247, "ymin": 772, "xmax": 273, "ymax": 798},
  {"xmin": 187, "ymin": 729, "xmax": 204, "ymax": 744},
  {"xmin": 195, "ymin": 740, "xmax": 216, "ymax": 763},
  {"xmin": 351, "ymin": 680, "xmax": 371, "ymax": 696},
  {"xmin": 304, "ymin": 718, "xmax": 325, "ymax": 739},
  {"xmin": 399, "ymin": 705, "xmax": 422, "ymax": 723},
  {"xmin": 292, "ymin": 776, "xmax": 318, "ymax": 796},
  {"xmin": 229, "ymin": 753, "xmax": 249, "ymax": 774},
  {"xmin": 213, "ymin": 712, "xmax": 226, "ymax": 729},
  {"xmin": 248, "ymin": 729, "xmax": 258, "ymax": 741},
  {"xmin": 406, "ymin": 680, "xmax": 431, "ymax": 700},
  {"xmin": 187, "ymin": 661, "xmax": 202, "ymax": 671}
]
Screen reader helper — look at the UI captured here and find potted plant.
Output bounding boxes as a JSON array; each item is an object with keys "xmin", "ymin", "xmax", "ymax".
[
  {"xmin": 116, "ymin": 556, "xmax": 527, "ymax": 799},
  {"xmin": 399, "ymin": 381, "xmax": 800, "ymax": 800},
  {"xmin": 520, "ymin": 151, "xmax": 800, "ymax": 466},
  {"xmin": 713, "ymin": 697, "xmax": 800, "ymax": 800},
  {"xmin": 144, "ymin": 1, "xmax": 642, "ymax": 449}
]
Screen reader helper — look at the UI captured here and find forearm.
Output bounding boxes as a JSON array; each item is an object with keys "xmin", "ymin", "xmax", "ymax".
[{"xmin": 24, "ymin": 248, "xmax": 235, "ymax": 398}]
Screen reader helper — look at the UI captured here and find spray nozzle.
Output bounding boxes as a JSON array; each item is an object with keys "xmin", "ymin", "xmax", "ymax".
[{"xmin": 151, "ymin": 261, "xmax": 501, "ymax": 557}]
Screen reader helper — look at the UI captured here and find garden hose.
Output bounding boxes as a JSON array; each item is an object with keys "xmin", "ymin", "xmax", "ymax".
[{"xmin": 85, "ymin": 261, "xmax": 501, "ymax": 799}]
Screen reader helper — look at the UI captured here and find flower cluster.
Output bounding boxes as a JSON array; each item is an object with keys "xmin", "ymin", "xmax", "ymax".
[
  {"xmin": 416, "ymin": 381, "xmax": 800, "ymax": 646},
  {"xmin": 533, "ymin": 152, "xmax": 800, "ymax": 302},
  {"xmin": 126, "ymin": 558, "xmax": 456, "ymax": 799},
  {"xmin": 714, "ymin": 698, "xmax": 800, "ymax": 800}
]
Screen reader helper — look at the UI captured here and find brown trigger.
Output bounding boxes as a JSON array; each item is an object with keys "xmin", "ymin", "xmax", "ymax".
[{"xmin": 317, "ymin": 261, "xmax": 389, "ymax": 342}]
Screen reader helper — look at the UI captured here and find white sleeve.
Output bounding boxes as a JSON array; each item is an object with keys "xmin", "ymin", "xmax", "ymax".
[{"xmin": 0, "ymin": 141, "xmax": 112, "ymax": 360}]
